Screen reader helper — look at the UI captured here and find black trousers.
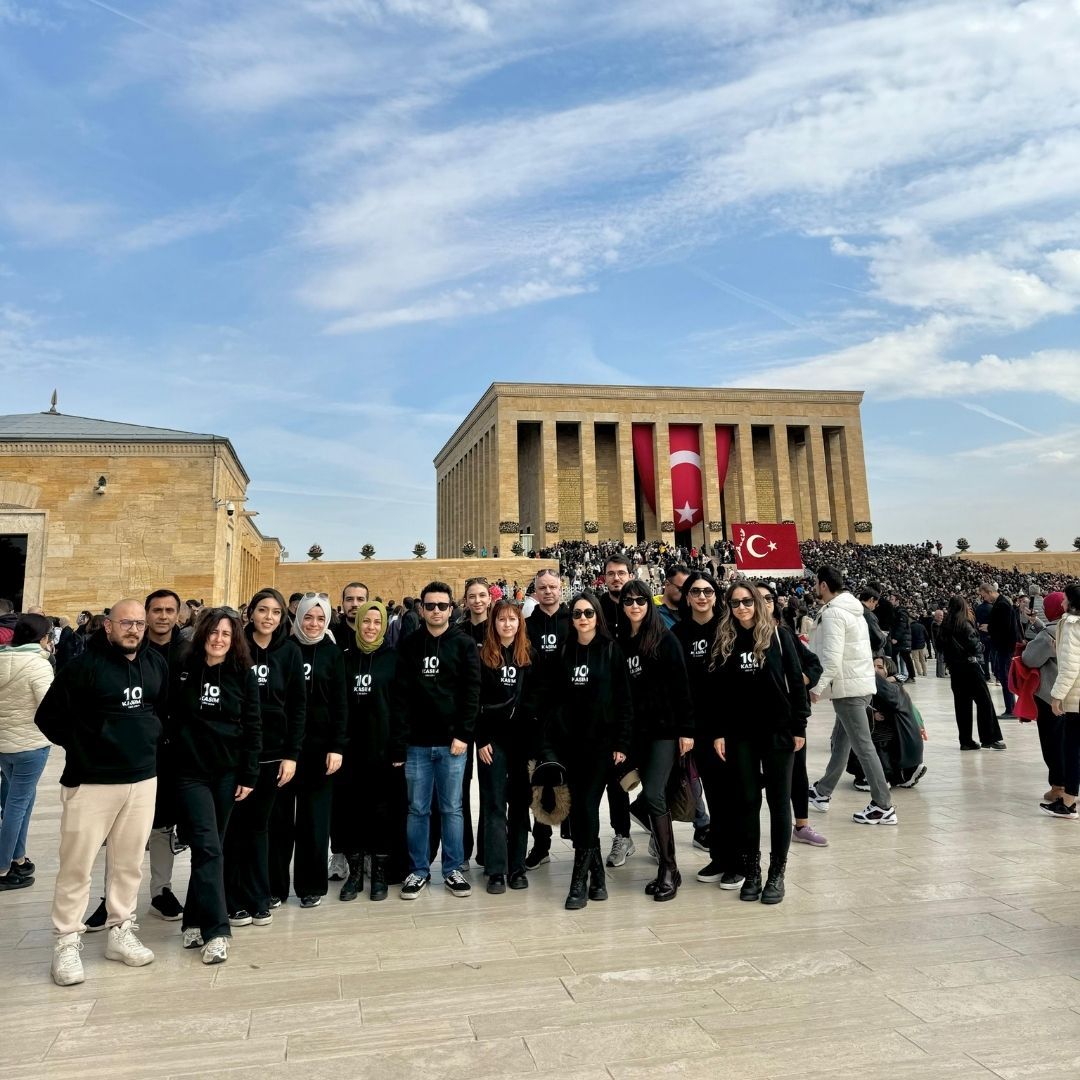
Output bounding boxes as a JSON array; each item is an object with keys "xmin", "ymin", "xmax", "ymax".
[
  {"xmin": 567, "ymin": 751, "xmax": 609, "ymax": 850},
  {"xmin": 790, "ymin": 741, "xmax": 809, "ymax": 819},
  {"xmin": 336, "ymin": 758, "xmax": 405, "ymax": 857},
  {"xmin": 429, "ymin": 741, "xmax": 481, "ymax": 865},
  {"xmin": 949, "ymin": 663, "xmax": 1002, "ymax": 746},
  {"xmin": 631, "ymin": 738, "xmax": 679, "ymax": 817},
  {"xmin": 478, "ymin": 743, "xmax": 531, "ymax": 875},
  {"xmin": 224, "ymin": 760, "xmax": 280, "ymax": 916},
  {"xmin": 177, "ymin": 772, "xmax": 235, "ymax": 941},
  {"xmin": 897, "ymin": 648, "xmax": 915, "ymax": 680},
  {"xmin": 606, "ymin": 770, "xmax": 631, "ymax": 835},
  {"xmin": 269, "ymin": 750, "xmax": 334, "ymax": 899},
  {"xmin": 694, "ymin": 742, "xmax": 738, "ymax": 871},
  {"xmin": 729, "ymin": 737, "xmax": 793, "ymax": 863},
  {"xmin": 1036, "ymin": 695, "xmax": 1065, "ymax": 788}
]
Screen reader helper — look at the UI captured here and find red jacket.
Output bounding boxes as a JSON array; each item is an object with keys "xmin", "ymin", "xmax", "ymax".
[{"xmin": 1008, "ymin": 654, "xmax": 1040, "ymax": 722}]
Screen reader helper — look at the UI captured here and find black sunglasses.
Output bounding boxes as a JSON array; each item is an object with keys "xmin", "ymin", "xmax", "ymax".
[
  {"xmin": 423, "ymin": 601, "xmax": 452, "ymax": 612},
  {"xmin": 729, "ymin": 597, "xmax": 756, "ymax": 608},
  {"xmin": 571, "ymin": 609, "xmax": 596, "ymax": 619},
  {"xmin": 621, "ymin": 595, "xmax": 650, "ymax": 607},
  {"xmin": 688, "ymin": 587, "xmax": 715, "ymax": 598}
]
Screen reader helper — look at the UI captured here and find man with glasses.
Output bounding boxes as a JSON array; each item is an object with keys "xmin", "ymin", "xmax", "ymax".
[
  {"xmin": 657, "ymin": 564, "xmax": 689, "ymax": 630},
  {"xmin": 524, "ymin": 568, "xmax": 570, "ymax": 868},
  {"xmin": 391, "ymin": 582, "xmax": 480, "ymax": 899},
  {"xmin": 36, "ymin": 599, "xmax": 169, "ymax": 985}
]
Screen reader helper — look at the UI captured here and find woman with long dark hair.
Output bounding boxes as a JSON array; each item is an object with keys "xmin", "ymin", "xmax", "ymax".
[
  {"xmin": 476, "ymin": 599, "xmax": 536, "ymax": 894},
  {"xmin": 338, "ymin": 600, "xmax": 401, "ymax": 900},
  {"xmin": 548, "ymin": 588, "xmax": 633, "ymax": 910},
  {"xmin": 169, "ymin": 608, "xmax": 261, "ymax": 964},
  {"xmin": 1047, "ymin": 584, "xmax": 1080, "ymax": 818},
  {"xmin": 224, "ymin": 588, "xmax": 306, "ymax": 927},
  {"xmin": 710, "ymin": 580, "xmax": 809, "ymax": 906},
  {"xmin": 937, "ymin": 595, "xmax": 1004, "ymax": 750},
  {"xmin": 619, "ymin": 579, "xmax": 693, "ymax": 902}
]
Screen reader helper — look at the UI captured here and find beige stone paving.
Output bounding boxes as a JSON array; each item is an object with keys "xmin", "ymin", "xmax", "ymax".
[{"xmin": 1, "ymin": 674, "xmax": 1078, "ymax": 1079}]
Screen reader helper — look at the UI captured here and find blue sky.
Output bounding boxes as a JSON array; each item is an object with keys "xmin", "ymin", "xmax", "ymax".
[{"xmin": 3, "ymin": 0, "xmax": 1079, "ymax": 558}]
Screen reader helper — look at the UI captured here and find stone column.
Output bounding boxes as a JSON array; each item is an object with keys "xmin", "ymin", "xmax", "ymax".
[
  {"xmin": 771, "ymin": 424, "xmax": 796, "ymax": 524},
  {"xmin": 579, "ymin": 418, "xmax": 598, "ymax": 535},
  {"xmin": 806, "ymin": 425, "xmax": 832, "ymax": 540},
  {"xmin": 735, "ymin": 422, "xmax": 758, "ymax": 521},
  {"xmin": 654, "ymin": 422, "xmax": 674, "ymax": 537},
  {"xmin": 700, "ymin": 421, "xmax": 723, "ymax": 542},
  {"xmin": 839, "ymin": 423, "xmax": 873, "ymax": 543},
  {"xmin": 616, "ymin": 420, "xmax": 637, "ymax": 540},
  {"xmin": 496, "ymin": 414, "xmax": 520, "ymax": 539},
  {"xmin": 541, "ymin": 419, "xmax": 559, "ymax": 539}
]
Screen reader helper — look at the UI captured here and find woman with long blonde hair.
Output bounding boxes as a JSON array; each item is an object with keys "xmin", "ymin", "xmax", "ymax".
[{"xmin": 709, "ymin": 580, "xmax": 808, "ymax": 906}]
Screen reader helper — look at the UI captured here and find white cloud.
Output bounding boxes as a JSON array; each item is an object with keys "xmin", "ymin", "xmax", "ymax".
[{"xmin": 107, "ymin": 204, "xmax": 242, "ymax": 254}]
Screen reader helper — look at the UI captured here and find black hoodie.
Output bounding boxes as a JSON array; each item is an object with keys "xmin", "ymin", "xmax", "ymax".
[
  {"xmin": 296, "ymin": 639, "xmax": 348, "ymax": 757},
  {"xmin": 476, "ymin": 644, "xmax": 539, "ymax": 755},
  {"xmin": 167, "ymin": 656, "xmax": 262, "ymax": 787},
  {"xmin": 621, "ymin": 628, "xmax": 694, "ymax": 741},
  {"xmin": 342, "ymin": 639, "xmax": 397, "ymax": 763},
  {"xmin": 146, "ymin": 624, "xmax": 188, "ymax": 671},
  {"xmin": 35, "ymin": 630, "xmax": 168, "ymax": 785},
  {"xmin": 245, "ymin": 622, "xmax": 307, "ymax": 761},
  {"xmin": 390, "ymin": 625, "xmax": 481, "ymax": 757},
  {"xmin": 547, "ymin": 635, "xmax": 633, "ymax": 758},
  {"xmin": 674, "ymin": 612, "xmax": 719, "ymax": 722}
]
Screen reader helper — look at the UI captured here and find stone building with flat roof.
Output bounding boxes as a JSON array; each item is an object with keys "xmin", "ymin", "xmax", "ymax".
[
  {"xmin": 0, "ymin": 408, "xmax": 280, "ymax": 614},
  {"xmin": 434, "ymin": 382, "xmax": 873, "ymax": 557}
]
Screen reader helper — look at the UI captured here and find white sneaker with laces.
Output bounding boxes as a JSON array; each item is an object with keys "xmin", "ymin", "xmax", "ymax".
[
  {"xmin": 182, "ymin": 927, "xmax": 204, "ymax": 949},
  {"xmin": 852, "ymin": 802, "xmax": 898, "ymax": 826},
  {"xmin": 201, "ymin": 936, "xmax": 229, "ymax": 964},
  {"xmin": 52, "ymin": 932, "xmax": 85, "ymax": 986},
  {"xmin": 328, "ymin": 852, "xmax": 348, "ymax": 881},
  {"xmin": 104, "ymin": 920, "xmax": 154, "ymax": 966},
  {"xmin": 606, "ymin": 835, "xmax": 635, "ymax": 867}
]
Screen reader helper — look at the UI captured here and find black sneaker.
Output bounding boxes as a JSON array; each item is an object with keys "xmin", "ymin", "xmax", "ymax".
[
  {"xmin": 486, "ymin": 874, "xmax": 506, "ymax": 895},
  {"xmin": 269, "ymin": 896, "xmax": 283, "ymax": 909},
  {"xmin": 150, "ymin": 888, "xmax": 184, "ymax": 921},
  {"xmin": 400, "ymin": 873, "xmax": 430, "ymax": 899},
  {"xmin": 228, "ymin": 910, "xmax": 253, "ymax": 927},
  {"xmin": 1040, "ymin": 798, "xmax": 1079, "ymax": 820},
  {"xmin": 251, "ymin": 910, "xmax": 273, "ymax": 926},
  {"xmin": 444, "ymin": 870, "xmax": 472, "ymax": 897},
  {"xmin": 508, "ymin": 869, "xmax": 529, "ymax": 890},
  {"xmin": 696, "ymin": 860, "xmax": 724, "ymax": 883},
  {"xmin": 898, "ymin": 764, "xmax": 928, "ymax": 788},
  {"xmin": 987, "ymin": 741, "xmax": 1007, "ymax": 751},
  {"xmin": 807, "ymin": 784, "xmax": 831, "ymax": 812},
  {"xmin": 299, "ymin": 895, "xmax": 322, "ymax": 908},
  {"xmin": 692, "ymin": 827, "xmax": 710, "ymax": 852},
  {"xmin": 853, "ymin": 778, "xmax": 870, "ymax": 792},
  {"xmin": 11, "ymin": 858, "xmax": 34, "ymax": 877},
  {"xmin": 960, "ymin": 742, "xmax": 981, "ymax": 750},
  {"xmin": 524, "ymin": 847, "xmax": 550, "ymax": 870},
  {"xmin": 719, "ymin": 870, "xmax": 745, "ymax": 890},
  {"xmin": 169, "ymin": 827, "xmax": 188, "ymax": 856},
  {"xmin": 0, "ymin": 872, "xmax": 32, "ymax": 891},
  {"xmin": 85, "ymin": 897, "xmax": 107, "ymax": 932}
]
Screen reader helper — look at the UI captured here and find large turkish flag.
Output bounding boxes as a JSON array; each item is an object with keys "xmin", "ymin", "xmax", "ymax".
[
  {"xmin": 669, "ymin": 425, "xmax": 703, "ymax": 529},
  {"xmin": 731, "ymin": 523, "xmax": 803, "ymax": 575}
]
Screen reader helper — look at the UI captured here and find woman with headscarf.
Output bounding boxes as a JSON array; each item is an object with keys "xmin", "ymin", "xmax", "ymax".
[
  {"xmin": 268, "ymin": 593, "xmax": 347, "ymax": 908},
  {"xmin": 224, "ymin": 588, "xmax": 306, "ymax": 928},
  {"xmin": 337, "ymin": 600, "xmax": 401, "ymax": 901}
]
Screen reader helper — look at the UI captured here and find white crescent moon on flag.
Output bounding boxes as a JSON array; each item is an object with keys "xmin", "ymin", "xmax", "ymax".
[
  {"xmin": 669, "ymin": 450, "xmax": 702, "ymax": 469},
  {"xmin": 745, "ymin": 533, "xmax": 768, "ymax": 558}
]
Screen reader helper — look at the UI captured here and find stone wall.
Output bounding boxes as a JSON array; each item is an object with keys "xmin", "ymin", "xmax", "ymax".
[{"xmin": 958, "ymin": 551, "xmax": 1080, "ymax": 577}]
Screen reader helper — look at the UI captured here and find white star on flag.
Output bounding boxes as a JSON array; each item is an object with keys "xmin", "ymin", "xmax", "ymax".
[
  {"xmin": 768, "ymin": 541, "xmax": 777, "ymax": 551},
  {"xmin": 676, "ymin": 501, "xmax": 698, "ymax": 524}
]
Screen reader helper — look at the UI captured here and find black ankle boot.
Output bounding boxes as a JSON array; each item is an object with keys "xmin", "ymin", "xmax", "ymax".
[
  {"xmin": 739, "ymin": 852, "xmax": 762, "ymax": 902},
  {"xmin": 761, "ymin": 854, "xmax": 786, "ymax": 905},
  {"xmin": 588, "ymin": 848, "xmax": 608, "ymax": 901},
  {"xmin": 339, "ymin": 854, "xmax": 364, "ymax": 902},
  {"xmin": 564, "ymin": 848, "xmax": 590, "ymax": 910},
  {"xmin": 369, "ymin": 855, "xmax": 388, "ymax": 901},
  {"xmin": 650, "ymin": 812, "xmax": 681, "ymax": 902}
]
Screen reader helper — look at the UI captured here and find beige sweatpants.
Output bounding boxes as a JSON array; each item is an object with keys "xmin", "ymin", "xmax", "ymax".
[{"xmin": 52, "ymin": 778, "xmax": 157, "ymax": 936}]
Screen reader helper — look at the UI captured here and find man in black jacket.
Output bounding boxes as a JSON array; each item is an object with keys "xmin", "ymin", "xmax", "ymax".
[
  {"xmin": 390, "ymin": 582, "xmax": 480, "ymax": 900},
  {"xmin": 979, "ymin": 581, "xmax": 1020, "ymax": 718},
  {"xmin": 35, "ymin": 599, "xmax": 168, "ymax": 986}
]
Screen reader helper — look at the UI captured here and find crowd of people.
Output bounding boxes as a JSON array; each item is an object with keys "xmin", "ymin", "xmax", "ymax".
[{"xmin": 0, "ymin": 537, "xmax": 1077, "ymax": 989}]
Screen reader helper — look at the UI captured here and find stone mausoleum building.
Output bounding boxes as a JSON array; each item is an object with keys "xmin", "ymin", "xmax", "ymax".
[
  {"xmin": 0, "ymin": 408, "xmax": 281, "ymax": 614},
  {"xmin": 435, "ymin": 382, "xmax": 873, "ymax": 557}
]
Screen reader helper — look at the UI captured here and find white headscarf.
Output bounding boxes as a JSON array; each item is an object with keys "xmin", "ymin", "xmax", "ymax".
[{"xmin": 291, "ymin": 594, "xmax": 336, "ymax": 645}]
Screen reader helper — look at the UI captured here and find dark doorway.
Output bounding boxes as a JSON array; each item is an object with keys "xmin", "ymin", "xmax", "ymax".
[{"xmin": 0, "ymin": 534, "xmax": 28, "ymax": 611}]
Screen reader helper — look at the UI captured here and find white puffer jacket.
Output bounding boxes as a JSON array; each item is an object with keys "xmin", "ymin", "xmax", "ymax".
[
  {"xmin": 0, "ymin": 644, "xmax": 54, "ymax": 753},
  {"xmin": 808, "ymin": 590, "xmax": 876, "ymax": 700},
  {"xmin": 1051, "ymin": 613, "xmax": 1080, "ymax": 713}
]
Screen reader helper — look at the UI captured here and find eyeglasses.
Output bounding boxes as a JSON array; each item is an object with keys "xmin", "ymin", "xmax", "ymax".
[
  {"xmin": 303, "ymin": 592, "xmax": 329, "ymax": 600},
  {"xmin": 757, "ymin": 595, "xmax": 775, "ymax": 604},
  {"xmin": 423, "ymin": 601, "xmax": 452, "ymax": 612},
  {"xmin": 688, "ymin": 587, "xmax": 715, "ymax": 598},
  {"xmin": 729, "ymin": 598, "xmax": 756, "ymax": 609},
  {"xmin": 112, "ymin": 619, "xmax": 146, "ymax": 630},
  {"xmin": 621, "ymin": 596, "xmax": 650, "ymax": 607},
  {"xmin": 571, "ymin": 609, "xmax": 596, "ymax": 620}
]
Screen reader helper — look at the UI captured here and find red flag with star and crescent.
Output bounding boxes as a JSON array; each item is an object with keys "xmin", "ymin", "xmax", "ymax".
[
  {"xmin": 731, "ymin": 523, "xmax": 803, "ymax": 576},
  {"xmin": 669, "ymin": 424, "xmax": 703, "ymax": 528}
]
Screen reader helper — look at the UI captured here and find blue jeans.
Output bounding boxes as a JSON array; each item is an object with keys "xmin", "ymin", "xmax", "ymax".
[
  {"xmin": 0, "ymin": 746, "xmax": 51, "ymax": 867},
  {"xmin": 405, "ymin": 745, "xmax": 467, "ymax": 879}
]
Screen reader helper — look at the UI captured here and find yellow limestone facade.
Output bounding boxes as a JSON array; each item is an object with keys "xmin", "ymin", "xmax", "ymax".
[{"xmin": 433, "ymin": 383, "xmax": 873, "ymax": 557}]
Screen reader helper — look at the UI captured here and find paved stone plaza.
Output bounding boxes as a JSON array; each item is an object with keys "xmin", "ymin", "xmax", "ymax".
[{"xmin": 2, "ymin": 673, "xmax": 1079, "ymax": 1079}]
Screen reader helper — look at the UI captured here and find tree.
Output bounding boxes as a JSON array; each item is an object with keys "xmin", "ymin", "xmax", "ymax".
[
  {"xmin": 1034, "ymin": 537, "xmax": 1049, "ymax": 551},
  {"xmin": 995, "ymin": 537, "xmax": 1010, "ymax": 551},
  {"xmin": 307, "ymin": 543, "xmax": 323, "ymax": 561},
  {"xmin": 511, "ymin": 540, "xmax": 524, "ymax": 556},
  {"xmin": 360, "ymin": 544, "xmax": 375, "ymax": 559},
  {"xmin": 412, "ymin": 541, "xmax": 427, "ymax": 559},
  {"xmin": 461, "ymin": 540, "xmax": 477, "ymax": 556},
  {"xmin": 1074, "ymin": 537, "xmax": 1080, "ymax": 552},
  {"xmin": 956, "ymin": 538, "xmax": 970, "ymax": 552}
]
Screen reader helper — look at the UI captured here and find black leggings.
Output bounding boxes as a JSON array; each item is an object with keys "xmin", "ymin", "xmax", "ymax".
[
  {"xmin": 729, "ymin": 737, "xmax": 793, "ymax": 863},
  {"xmin": 1036, "ymin": 695, "xmax": 1065, "ymax": 788},
  {"xmin": 567, "ymin": 751, "xmax": 610, "ymax": 850},
  {"xmin": 949, "ymin": 664, "xmax": 1002, "ymax": 746},
  {"xmin": 638, "ymin": 738, "xmax": 679, "ymax": 817},
  {"xmin": 224, "ymin": 760, "xmax": 280, "ymax": 915},
  {"xmin": 790, "ymin": 741, "xmax": 809, "ymax": 820}
]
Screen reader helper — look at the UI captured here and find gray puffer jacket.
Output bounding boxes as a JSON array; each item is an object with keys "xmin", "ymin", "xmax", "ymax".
[{"xmin": 1022, "ymin": 619, "xmax": 1059, "ymax": 705}]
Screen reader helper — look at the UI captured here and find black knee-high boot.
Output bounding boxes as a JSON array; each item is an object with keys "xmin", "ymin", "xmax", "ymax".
[
  {"xmin": 565, "ymin": 848, "xmax": 590, "ymax": 910},
  {"xmin": 339, "ymin": 853, "xmax": 364, "ymax": 902}
]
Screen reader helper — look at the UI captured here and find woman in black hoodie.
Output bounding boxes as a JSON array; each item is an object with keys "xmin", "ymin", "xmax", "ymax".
[
  {"xmin": 169, "ymin": 608, "xmax": 261, "ymax": 964},
  {"xmin": 620, "ymin": 579, "xmax": 693, "ymax": 902},
  {"xmin": 711, "ymin": 580, "xmax": 809, "ymax": 907},
  {"xmin": 270, "ymin": 593, "xmax": 347, "ymax": 907},
  {"xmin": 937, "ymin": 595, "xmax": 1004, "ymax": 750},
  {"xmin": 337, "ymin": 600, "xmax": 400, "ymax": 902},
  {"xmin": 476, "ymin": 599, "xmax": 537, "ymax": 895},
  {"xmin": 224, "ymin": 588, "xmax": 306, "ymax": 927},
  {"xmin": 548, "ymin": 589, "xmax": 633, "ymax": 910}
]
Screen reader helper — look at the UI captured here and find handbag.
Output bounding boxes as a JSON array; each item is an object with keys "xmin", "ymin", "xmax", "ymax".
[{"xmin": 666, "ymin": 755, "xmax": 697, "ymax": 823}]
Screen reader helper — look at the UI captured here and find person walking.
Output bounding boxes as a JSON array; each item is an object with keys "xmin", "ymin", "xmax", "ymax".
[
  {"xmin": 979, "ymin": 582, "xmax": 1021, "ymax": 717},
  {"xmin": 806, "ymin": 567, "xmax": 898, "ymax": 826},
  {"xmin": 711, "ymin": 581, "xmax": 809, "ymax": 905},
  {"xmin": 937, "ymin": 596, "xmax": 1005, "ymax": 750},
  {"xmin": 1047, "ymin": 585, "xmax": 1080, "ymax": 819},
  {"xmin": 1023, "ymin": 592, "xmax": 1067, "ymax": 813},
  {"xmin": 0, "ymin": 614, "xmax": 54, "ymax": 892},
  {"xmin": 169, "ymin": 608, "xmax": 261, "ymax": 964}
]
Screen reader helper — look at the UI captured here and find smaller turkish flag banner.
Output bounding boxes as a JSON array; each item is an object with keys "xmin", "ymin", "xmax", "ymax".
[{"xmin": 732, "ymin": 523, "xmax": 803, "ymax": 576}]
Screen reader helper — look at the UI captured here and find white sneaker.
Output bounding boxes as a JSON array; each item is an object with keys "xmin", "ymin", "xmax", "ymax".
[
  {"xmin": 807, "ymin": 784, "xmax": 831, "ymax": 812},
  {"xmin": 328, "ymin": 853, "xmax": 348, "ymax": 881},
  {"xmin": 182, "ymin": 927, "xmax": 204, "ymax": 950},
  {"xmin": 852, "ymin": 802, "xmax": 898, "ymax": 826},
  {"xmin": 52, "ymin": 933, "xmax": 85, "ymax": 986},
  {"xmin": 201, "ymin": 936, "xmax": 229, "ymax": 965},
  {"xmin": 105, "ymin": 920, "xmax": 154, "ymax": 966},
  {"xmin": 606, "ymin": 835, "xmax": 635, "ymax": 867}
]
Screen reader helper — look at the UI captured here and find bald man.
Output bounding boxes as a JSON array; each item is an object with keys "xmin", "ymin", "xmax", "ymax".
[{"xmin": 35, "ymin": 599, "xmax": 169, "ymax": 986}]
